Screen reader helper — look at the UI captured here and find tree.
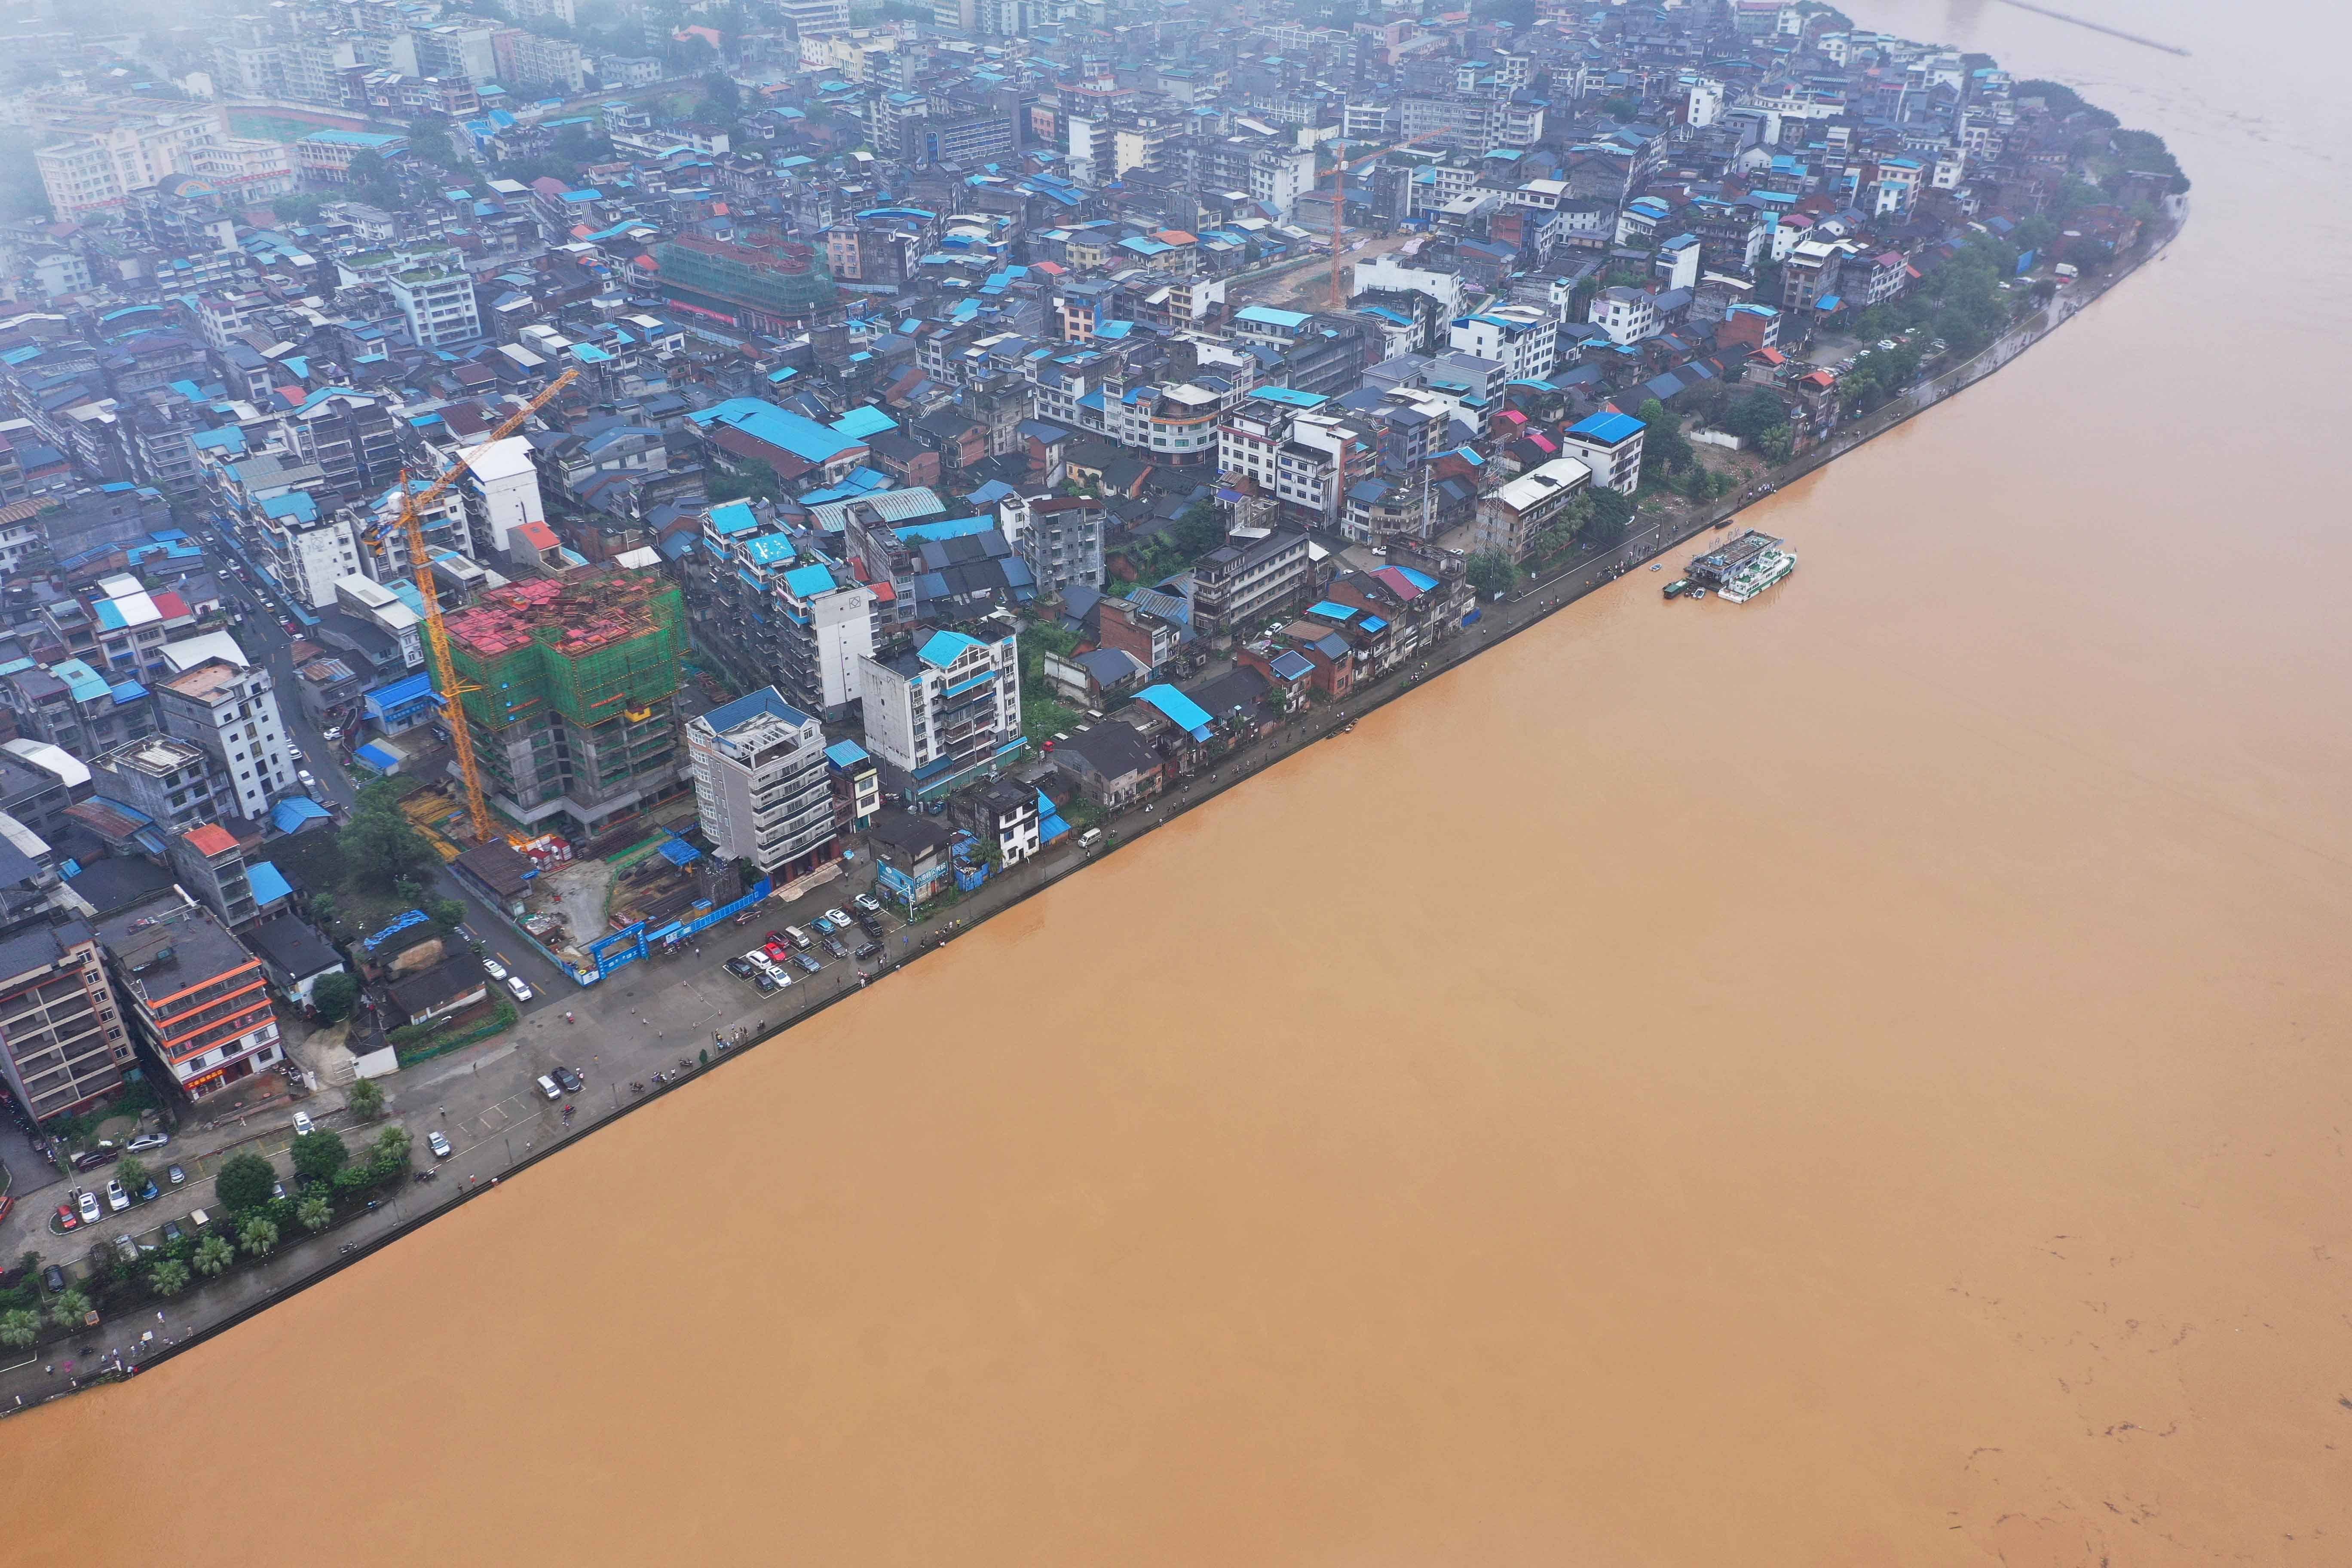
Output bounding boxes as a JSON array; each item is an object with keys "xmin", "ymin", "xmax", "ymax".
[
  {"xmin": 311, "ymin": 971, "xmax": 359, "ymax": 1025},
  {"xmin": 343, "ymin": 802, "xmax": 438, "ymax": 891},
  {"xmin": 271, "ymin": 191, "xmax": 327, "ymax": 224},
  {"xmin": 1601, "ymin": 95, "xmax": 1639, "ymax": 121},
  {"xmin": 192, "ymin": 1234, "xmax": 234, "ymax": 1278},
  {"xmin": 1583, "ymin": 486, "xmax": 1635, "ymax": 547},
  {"xmin": 406, "ymin": 113, "xmax": 464, "ymax": 172},
  {"xmin": 1636, "ymin": 398, "xmax": 1694, "ymax": 477},
  {"xmin": 1170, "ymin": 500, "xmax": 1227, "ymax": 560},
  {"xmin": 371, "ymin": 1124, "xmax": 412, "ymax": 1177},
  {"xmin": 346, "ymin": 1076, "xmax": 386, "ymax": 1121},
  {"xmin": 1465, "ymin": 551, "xmax": 1516, "ymax": 599},
  {"xmin": 51, "ymin": 1287, "xmax": 89, "ymax": 1328},
  {"xmin": 291, "ymin": 1128, "xmax": 349, "ymax": 1185},
  {"xmin": 215, "ymin": 1152, "xmax": 278, "ymax": 1213},
  {"xmin": 297, "ymin": 1195, "xmax": 334, "ymax": 1234},
  {"xmin": 700, "ymin": 70, "xmax": 741, "ymax": 116},
  {"xmin": 0, "ymin": 1308, "xmax": 39, "ymax": 1348},
  {"xmin": 334, "ymin": 1164, "xmax": 376, "ymax": 1197},
  {"xmin": 147, "ymin": 1258, "xmax": 190, "ymax": 1297},
  {"xmin": 426, "ymin": 895, "xmax": 467, "ymax": 932},
  {"xmin": 238, "ymin": 1216, "xmax": 280, "ymax": 1259},
  {"xmin": 115, "ymin": 1155, "xmax": 148, "ymax": 1195}
]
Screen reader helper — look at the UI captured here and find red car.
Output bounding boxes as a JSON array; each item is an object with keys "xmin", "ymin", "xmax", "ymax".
[
  {"xmin": 764, "ymin": 929, "xmax": 786, "ymax": 946},
  {"xmin": 54, "ymin": 1202, "xmax": 78, "ymax": 1232},
  {"xmin": 763, "ymin": 939, "xmax": 793, "ymax": 964}
]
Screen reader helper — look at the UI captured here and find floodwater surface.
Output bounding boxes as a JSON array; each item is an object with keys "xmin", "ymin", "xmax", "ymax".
[{"xmin": 6, "ymin": 1, "xmax": 2351, "ymax": 1563}]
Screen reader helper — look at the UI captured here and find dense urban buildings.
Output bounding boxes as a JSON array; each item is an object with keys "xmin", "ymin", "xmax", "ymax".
[{"xmin": 0, "ymin": 0, "xmax": 2175, "ymax": 1148}]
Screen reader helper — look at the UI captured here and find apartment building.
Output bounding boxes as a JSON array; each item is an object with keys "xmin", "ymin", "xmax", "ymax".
[
  {"xmin": 99, "ymin": 889, "xmax": 283, "ymax": 1102},
  {"xmin": 999, "ymin": 494, "xmax": 1106, "ymax": 598},
  {"xmin": 856, "ymin": 627, "xmax": 1024, "ymax": 803},
  {"xmin": 92, "ymin": 735, "xmax": 234, "ymax": 835},
  {"xmin": 1188, "ymin": 530, "xmax": 1313, "ymax": 639},
  {"xmin": 388, "ymin": 258, "xmax": 483, "ymax": 349},
  {"xmin": 686, "ymin": 687, "xmax": 841, "ymax": 879},
  {"xmin": 154, "ymin": 654, "xmax": 297, "ymax": 821},
  {"xmin": 1448, "ymin": 305, "xmax": 1558, "ymax": 381},
  {"xmin": 1473, "ymin": 456, "xmax": 1592, "ymax": 562},
  {"xmin": 0, "ymin": 920, "xmax": 133, "ymax": 1122}
]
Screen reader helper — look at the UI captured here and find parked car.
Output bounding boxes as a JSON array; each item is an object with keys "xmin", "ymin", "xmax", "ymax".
[
  {"xmin": 824, "ymin": 908, "xmax": 852, "ymax": 930},
  {"xmin": 793, "ymin": 952, "xmax": 821, "ymax": 974},
  {"xmin": 808, "ymin": 916, "xmax": 833, "ymax": 935},
  {"xmin": 271, "ymin": 1181, "xmax": 286, "ymax": 1201},
  {"xmin": 823, "ymin": 937, "xmax": 849, "ymax": 959},
  {"xmin": 762, "ymin": 939, "xmax": 792, "ymax": 965},
  {"xmin": 113, "ymin": 1234, "xmax": 139, "ymax": 1265},
  {"xmin": 71, "ymin": 1143, "xmax": 119, "ymax": 1171},
  {"xmin": 293, "ymin": 1111, "xmax": 315, "ymax": 1137},
  {"xmin": 783, "ymin": 926, "xmax": 812, "ymax": 950},
  {"xmin": 535, "ymin": 1075, "xmax": 560, "ymax": 1101},
  {"xmin": 427, "ymin": 1130, "xmax": 452, "ymax": 1159},
  {"xmin": 745, "ymin": 950, "xmax": 779, "ymax": 977},
  {"xmin": 162, "ymin": 1219, "xmax": 185, "ymax": 1243},
  {"xmin": 482, "ymin": 957, "xmax": 509, "ymax": 981},
  {"xmin": 763, "ymin": 928, "xmax": 788, "ymax": 948},
  {"xmin": 854, "ymin": 942, "xmax": 881, "ymax": 960},
  {"xmin": 105, "ymin": 1179, "xmax": 128, "ymax": 1212},
  {"xmin": 554, "ymin": 1066, "xmax": 583, "ymax": 1093},
  {"xmin": 505, "ymin": 974, "xmax": 534, "ymax": 1003},
  {"xmin": 323, "ymin": 726, "xmax": 343, "ymax": 741},
  {"xmin": 77, "ymin": 1190, "xmax": 100, "ymax": 1225},
  {"xmin": 724, "ymin": 956, "xmax": 756, "ymax": 978},
  {"xmin": 138, "ymin": 1178, "xmax": 158, "ymax": 1202},
  {"xmin": 56, "ymin": 1201, "xmax": 80, "ymax": 1232},
  {"xmin": 753, "ymin": 972, "xmax": 778, "ymax": 993},
  {"xmin": 42, "ymin": 1264, "xmax": 64, "ymax": 1293},
  {"xmin": 127, "ymin": 1131, "xmax": 170, "ymax": 1152},
  {"xmin": 854, "ymin": 893, "xmax": 882, "ymax": 914},
  {"xmin": 166, "ymin": 1163, "xmax": 186, "ymax": 1186}
]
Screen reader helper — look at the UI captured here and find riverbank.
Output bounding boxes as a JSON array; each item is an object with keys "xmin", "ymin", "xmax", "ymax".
[{"xmin": 0, "ymin": 203, "xmax": 2185, "ymax": 1421}]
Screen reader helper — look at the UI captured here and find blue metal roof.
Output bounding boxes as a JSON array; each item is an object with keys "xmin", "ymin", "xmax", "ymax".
[
  {"xmin": 701, "ymin": 686, "xmax": 815, "ymax": 733},
  {"xmin": 781, "ymin": 563, "xmax": 837, "ymax": 598},
  {"xmin": 247, "ymin": 860, "xmax": 293, "ymax": 905},
  {"xmin": 270, "ymin": 796, "xmax": 331, "ymax": 833},
  {"xmin": 1567, "ymin": 410, "xmax": 1645, "ymax": 444},
  {"xmin": 825, "ymin": 739, "xmax": 870, "ymax": 769},
  {"xmin": 1133, "ymin": 683, "xmax": 1214, "ymax": 741},
  {"xmin": 918, "ymin": 630, "xmax": 985, "ymax": 669}
]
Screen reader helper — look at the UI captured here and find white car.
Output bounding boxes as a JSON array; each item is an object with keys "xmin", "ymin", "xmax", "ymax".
[
  {"xmin": 77, "ymin": 1190, "xmax": 101, "ymax": 1224},
  {"xmin": 427, "ymin": 1130, "xmax": 453, "ymax": 1159},
  {"xmin": 482, "ymin": 958, "xmax": 508, "ymax": 981},
  {"xmin": 127, "ymin": 1131, "xmax": 170, "ymax": 1152},
  {"xmin": 744, "ymin": 950, "xmax": 779, "ymax": 977},
  {"xmin": 297, "ymin": 769, "xmax": 317, "ymax": 791},
  {"xmin": 290, "ymin": 745, "xmax": 306, "ymax": 763},
  {"xmin": 505, "ymin": 975, "xmax": 535, "ymax": 1003},
  {"xmin": 293, "ymin": 1111, "xmax": 315, "ymax": 1136},
  {"xmin": 323, "ymin": 726, "xmax": 343, "ymax": 741},
  {"xmin": 105, "ymin": 1179, "xmax": 129, "ymax": 1212},
  {"xmin": 824, "ymin": 908, "xmax": 852, "ymax": 929}
]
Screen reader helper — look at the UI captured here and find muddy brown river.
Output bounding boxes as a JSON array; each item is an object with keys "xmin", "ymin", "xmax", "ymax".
[{"xmin": 6, "ymin": 2, "xmax": 2349, "ymax": 1562}]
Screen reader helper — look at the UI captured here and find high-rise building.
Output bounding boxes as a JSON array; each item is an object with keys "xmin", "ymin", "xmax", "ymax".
[
  {"xmin": 686, "ymin": 688, "xmax": 841, "ymax": 880},
  {"xmin": 855, "ymin": 626, "xmax": 1024, "ymax": 804},
  {"xmin": 440, "ymin": 568, "xmax": 690, "ymax": 838},
  {"xmin": 0, "ymin": 919, "xmax": 133, "ymax": 1122},
  {"xmin": 154, "ymin": 649, "xmax": 297, "ymax": 821},
  {"xmin": 387, "ymin": 258, "xmax": 482, "ymax": 349}
]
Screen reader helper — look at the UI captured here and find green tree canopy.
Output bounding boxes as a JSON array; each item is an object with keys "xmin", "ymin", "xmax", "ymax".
[
  {"xmin": 346, "ymin": 1076, "xmax": 386, "ymax": 1121},
  {"xmin": 215, "ymin": 1152, "xmax": 278, "ymax": 1213},
  {"xmin": 1465, "ymin": 551, "xmax": 1516, "ymax": 599},
  {"xmin": 238, "ymin": 1216, "xmax": 280, "ymax": 1259},
  {"xmin": 192, "ymin": 1234, "xmax": 234, "ymax": 1277},
  {"xmin": 148, "ymin": 1258, "xmax": 191, "ymax": 1297},
  {"xmin": 0, "ymin": 1307, "xmax": 40, "ymax": 1347},
  {"xmin": 51, "ymin": 1288, "xmax": 89, "ymax": 1328},
  {"xmin": 115, "ymin": 1155, "xmax": 148, "ymax": 1194},
  {"xmin": 291, "ymin": 1128, "xmax": 349, "ymax": 1184},
  {"xmin": 298, "ymin": 1195, "xmax": 334, "ymax": 1234},
  {"xmin": 311, "ymin": 971, "xmax": 359, "ymax": 1024}
]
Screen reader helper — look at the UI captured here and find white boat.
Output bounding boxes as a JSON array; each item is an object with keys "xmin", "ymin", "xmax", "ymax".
[{"xmin": 1716, "ymin": 547, "xmax": 1796, "ymax": 603}]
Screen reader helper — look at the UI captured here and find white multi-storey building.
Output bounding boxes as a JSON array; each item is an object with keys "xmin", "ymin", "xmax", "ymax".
[
  {"xmin": 1588, "ymin": 286, "xmax": 1660, "ymax": 345},
  {"xmin": 1447, "ymin": 305, "xmax": 1557, "ymax": 381},
  {"xmin": 856, "ymin": 627, "xmax": 1023, "ymax": 802},
  {"xmin": 686, "ymin": 687, "xmax": 840, "ymax": 878},
  {"xmin": 454, "ymin": 436, "xmax": 545, "ymax": 555},
  {"xmin": 154, "ymin": 650, "xmax": 296, "ymax": 820},
  {"xmin": 388, "ymin": 259, "xmax": 481, "ymax": 349},
  {"xmin": 255, "ymin": 494, "xmax": 365, "ymax": 610}
]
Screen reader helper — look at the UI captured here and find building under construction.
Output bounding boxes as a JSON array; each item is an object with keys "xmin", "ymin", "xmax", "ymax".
[{"xmin": 439, "ymin": 568, "xmax": 689, "ymax": 840}]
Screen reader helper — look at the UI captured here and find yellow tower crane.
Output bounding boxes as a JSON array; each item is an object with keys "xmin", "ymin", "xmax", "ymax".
[
  {"xmin": 362, "ymin": 368, "xmax": 578, "ymax": 845},
  {"xmin": 1327, "ymin": 131, "xmax": 1446, "ymax": 309}
]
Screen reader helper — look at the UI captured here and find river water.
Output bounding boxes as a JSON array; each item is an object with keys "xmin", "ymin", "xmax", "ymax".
[{"xmin": 7, "ymin": 3, "xmax": 2351, "ymax": 1563}]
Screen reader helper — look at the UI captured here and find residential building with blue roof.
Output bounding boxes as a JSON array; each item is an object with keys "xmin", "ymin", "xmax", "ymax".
[
  {"xmin": 686, "ymin": 686, "xmax": 843, "ymax": 880},
  {"xmin": 856, "ymin": 622, "xmax": 1023, "ymax": 804},
  {"xmin": 1561, "ymin": 410, "xmax": 1648, "ymax": 494}
]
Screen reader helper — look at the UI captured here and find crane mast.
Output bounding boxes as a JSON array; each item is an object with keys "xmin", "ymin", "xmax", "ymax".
[{"xmin": 364, "ymin": 368, "xmax": 578, "ymax": 845}]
